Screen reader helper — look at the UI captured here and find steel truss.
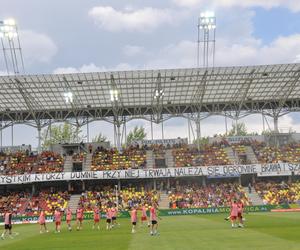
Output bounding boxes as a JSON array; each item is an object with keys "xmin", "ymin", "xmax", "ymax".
[{"xmin": 0, "ymin": 63, "xmax": 299, "ymax": 149}]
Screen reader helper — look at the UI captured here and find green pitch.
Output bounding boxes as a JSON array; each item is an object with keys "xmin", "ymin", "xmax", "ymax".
[{"xmin": 1, "ymin": 212, "xmax": 300, "ymax": 250}]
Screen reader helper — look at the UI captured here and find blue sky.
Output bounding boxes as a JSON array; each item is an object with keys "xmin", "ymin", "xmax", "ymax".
[{"xmin": 1, "ymin": 0, "xmax": 300, "ymax": 148}]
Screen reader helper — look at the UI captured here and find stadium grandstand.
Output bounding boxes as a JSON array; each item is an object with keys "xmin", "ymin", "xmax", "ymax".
[{"xmin": 0, "ymin": 63, "xmax": 300, "ymax": 213}]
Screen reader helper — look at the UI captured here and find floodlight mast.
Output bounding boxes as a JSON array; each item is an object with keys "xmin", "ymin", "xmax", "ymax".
[
  {"xmin": 197, "ymin": 11, "xmax": 216, "ymax": 68},
  {"xmin": 0, "ymin": 18, "xmax": 25, "ymax": 75}
]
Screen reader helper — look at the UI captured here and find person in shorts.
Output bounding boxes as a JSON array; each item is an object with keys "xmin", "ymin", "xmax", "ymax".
[
  {"xmin": 131, "ymin": 206, "xmax": 137, "ymax": 234},
  {"xmin": 93, "ymin": 205, "xmax": 100, "ymax": 230},
  {"xmin": 1, "ymin": 209, "xmax": 13, "ymax": 240},
  {"xmin": 106, "ymin": 206, "xmax": 112, "ymax": 230},
  {"xmin": 65, "ymin": 207, "xmax": 73, "ymax": 231},
  {"xmin": 54, "ymin": 208, "xmax": 62, "ymax": 233},
  {"xmin": 76, "ymin": 205, "xmax": 84, "ymax": 231},
  {"xmin": 38, "ymin": 209, "xmax": 48, "ymax": 233},
  {"xmin": 150, "ymin": 203, "xmax": 159, "ymax": 236}
]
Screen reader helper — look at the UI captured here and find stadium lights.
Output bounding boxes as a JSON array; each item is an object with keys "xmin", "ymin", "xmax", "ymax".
[
  {"xmin": 0, "ymin": 19, "xmax": 18, "ymax": 39},
  {"xmin": 64, "ymin": 91, "xmax": 73, "ymax": 104},
  {"xmin": 199, "ymin": 11, "xmax": 216, "ymax": 30},
  {"xmin": 110, "ymin": 89, "xmax": 119, "ymax": 102}
]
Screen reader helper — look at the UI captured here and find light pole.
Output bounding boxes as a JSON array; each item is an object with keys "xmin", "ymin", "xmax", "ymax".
[
  {"xmin": 0, "ymin": 18, "xmax": 25, "ymax": 75},
  {"xmin": 197, "ymin": 11, "xmax": 216, "ymax": 68}
]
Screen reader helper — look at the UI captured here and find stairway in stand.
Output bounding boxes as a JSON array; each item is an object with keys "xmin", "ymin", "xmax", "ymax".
[
  {"xmin": 223, "ymin": 147, "xmax": 239, "ymax": 164},
  {"xmin": 63, "ymin": 155, "xmax": 73, "ymax": 172},
  {"xmin": 68, "ymin": 194, "xmax": 81, "ymax": 213},
  {"xmin": 159, "ymin": 192, "xmax": 170, "ymax": 209},
  {"xmin": 83, "ymin": 153, "xmax": 92, "ymax": 171},
  {"xmin": 146, "ymin": 150, "xmax": 155, "ymax": 168},
  {"xmin": 243, "ymin": 187, "xmax": 264, "ymax": 205},
  {"xmin": 165, "ymin": 149, "xmax": 174, "ymax": 168},
  {"xmin": 245, "ymin": 146, "xmax": 259, "ymax": 164}
]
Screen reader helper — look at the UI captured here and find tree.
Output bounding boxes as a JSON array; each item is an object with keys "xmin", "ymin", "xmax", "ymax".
[
  {"xmin": 126, "ymin": 126, "xmax": 147, "ymax": 144},
  {"xmin": 228, "ymin": 122, "xmax": 248, "ymax": 136},
  {"xmin": 41, "ymin": 123, "xmax": 83, "ymax": 149},
  {"xmin": 92, "ymin": 133, "xmax": 108, "ymax": 143},
  {"xmin": 193, "ymin": 137, "xmax": 209, "ymax": 147}
]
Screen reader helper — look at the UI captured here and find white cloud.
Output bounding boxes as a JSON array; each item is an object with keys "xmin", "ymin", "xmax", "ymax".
[
  {"xmin": 20, "ymin": 30, "xmax": 58, "ymax": 64},
  {"xmin": 88, "ymin": 6, "xmax": 183, "ymax": 32},
  {"xmin": 53, "ymin": 62, "xmax": 135, "ymax": 74},
  {"xmin": 143, "ymin": 32, "xmax": 300, "ymax": 69},
  {"xmin": 172, "ymin": 0, "xmax": 300, "ymax": 12}
]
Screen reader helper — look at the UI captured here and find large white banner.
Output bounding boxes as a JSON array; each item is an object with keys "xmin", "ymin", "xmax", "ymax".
[{"xmin": 0, "ymin": 163, "xmax": 299, "ymax": 185}]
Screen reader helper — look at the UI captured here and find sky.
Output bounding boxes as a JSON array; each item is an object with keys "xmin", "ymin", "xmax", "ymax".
[{"xmin": 1, "ymin": 0, "xmax": 300, "ymax": 148}]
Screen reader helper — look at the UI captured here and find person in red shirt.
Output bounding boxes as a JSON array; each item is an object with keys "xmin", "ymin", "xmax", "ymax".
[
  {"xmin": 230, "ymin": 200, "xmax": 238, "ymax": 228},
  {"xmin": 150, "ymin": 202, "xmax": 160, "ymax": 236},
  {"xmin": 76, "ymin": 205, "xmax": 84, "ymax": 231},
  {"xmin": 93, "ymin": 206, "xmax": 101, "ymax": 230},
  {"xmin": 140, "ymin": 203, "xmax": 148, "ymax": 226},
  {"xmin": 131, "ymin": 206, "xmax": 138, "ymax": 234},
  {"xmin": 111, "ymin": 203, "xmax": 119, "ymax": 228},
  {"xmin": 65, "ymin": 207, "xmax": 73, "ymax": 231},
  {"xmin": 54, "ymin": 208, "xmax": 62, "ymax": 233},
  {"xmin": 106, "ymin": 206, "xmax": 112, "ymax": 230},
  {"xmin": 1, "ymin": 208, "xmax": 13, "ymax": 240},
  {"xmin": 38, "ymin": 209, "xmax": 48, "ymax": 234},
  {"xmin": 237, "ymin": 199, "xmax": 245, "ymax": 228}
]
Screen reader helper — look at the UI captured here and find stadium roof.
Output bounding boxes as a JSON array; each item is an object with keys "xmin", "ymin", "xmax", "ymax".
[{"xmin": 0, "ymin": 63, "xmax": 300, "ymax": 127}]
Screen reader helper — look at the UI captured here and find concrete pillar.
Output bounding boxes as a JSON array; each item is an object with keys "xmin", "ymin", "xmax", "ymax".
[
  {"xmin": 167, "ymin": 178, "xmax": 170, "ymax": 190},
  {"xmin": 118, "ymin": 180, "xmax": 121, "ymax": 191},
  {"xmin": 82, "ymin": 181, "xmax": 85, "ymax": 191},
  {"xmin": 252, "ymin": 174, "xmax": 256, "ymax": 185},
  {"xmin": 273, "ymin": 115, "xmax": 279, "ymax": 133},
  {"xmin": 37, "ymin": 125, "xmax": 41, "ymax": 153},
  {"xmin": 195, "ymin": 117, "xmax": 201, "ymax": 150},
  {"xmin": 116, "ymin": 124, "xmax": 121, "ymax": 150},
  {"xmin": 202, "ymin": 176, "xmax": 206, "ymax": 187},
  {"xmin": 68, "ymin": 182, "xmax": 71, "ymax": 192},
  {"xmin": 153, "ymin": 179, "xmax": 157, "ymax": 190}
]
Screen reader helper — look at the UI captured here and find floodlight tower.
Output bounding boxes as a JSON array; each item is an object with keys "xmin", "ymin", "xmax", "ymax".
[
  {"xmin": 0, "ymin": 18, "xmax": 25, "ymax": 75},
  {"xmin": 197, "ymin": 11, "xmax": 216, "ymax": 68}
]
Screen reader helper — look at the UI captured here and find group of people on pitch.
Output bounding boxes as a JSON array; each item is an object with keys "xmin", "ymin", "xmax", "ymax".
[
  {"xmin": 37, "ymin": 202, "xmax": 160, "ymax": 236},
  {"xmin": 130, "ymin": 202, "xmax": 159, "ymax": 236},
  {"xmin": 225, "ymin": 199, "xmax": 245, "ymax": 228}
]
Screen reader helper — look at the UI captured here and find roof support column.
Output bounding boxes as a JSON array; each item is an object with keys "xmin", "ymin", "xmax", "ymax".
[
  {"xmin": 273, "ymin": 115, "xmax": 279, "ymax": 133},
  {"xmin": 225, "ymin": 115, "xmax": 228, "ymax": 135},
  {"xmin": 37, "ymin": 123, "xmax": 42, "ymax": 153},
  {"xmin": 195, "ymin": 113, "xmax": 201, "ymax": 150},
  {"xmin": 161, "ymin": 120, "xmax": 164, "ymax": 142},
  {"xmin": 0, "ymin": 122, "xmax": 2, "ymax": 148},
  {"xmin": 187, "ymin": 116, "xmax": 191, "ymax": 144},
  {"xmin": 235, "ymin": 116, "xmax": 239, "ymax": 136},
  {"xmin": 114, "ymin": 120, "xmax": 122, "ymax": 150},
  {"xmin": 86, "ymin": 117, "xmax": 90, "ymax": 143},
  {"xmin": 11, "ymin": 123, "xmax": 14, "ymax": 147},
  {"xmin": 150, "ymin": 118, "xmax": 154, "ymax": 141}
]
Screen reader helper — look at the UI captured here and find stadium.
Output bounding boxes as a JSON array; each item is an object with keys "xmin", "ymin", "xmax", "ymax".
[{"xmin": 1, "ymin": 2, "xmax": 300, "ymax": 250}]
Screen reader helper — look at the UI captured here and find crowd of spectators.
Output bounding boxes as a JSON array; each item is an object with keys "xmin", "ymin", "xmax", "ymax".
[
  {"xmin": 91, "ymin": 146, "xmax": 146, "ymax": 171},
  {"xmin": 0, "ymin": 191, "xmax": 29, "ymax": 216},
  {"xmin": 252, "ymin": 142, "xmax": 300, "ymax": 164},
  {"xmin": 255, "ymin": 181, "xmax": 300, "ymax": 205},
  {"xmin": 172, "ymin": 144, "xmax": 231, "ymax": 167},
  {"xmin": 168, "ymin": 183, "xmax": 250, "ymax": 209},
  {"xmin": 0, "ymin": 150, "xmax": 64, "ymax": 175},
  {"xmin": 78, "ymin": 186, "xmax": 159, "ymax": 212}
]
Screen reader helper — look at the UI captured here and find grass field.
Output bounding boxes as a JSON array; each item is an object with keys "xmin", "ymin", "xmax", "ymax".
[{"xmin": 1, "ymin": 212, "xmax": 300, "ymax": 250}]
